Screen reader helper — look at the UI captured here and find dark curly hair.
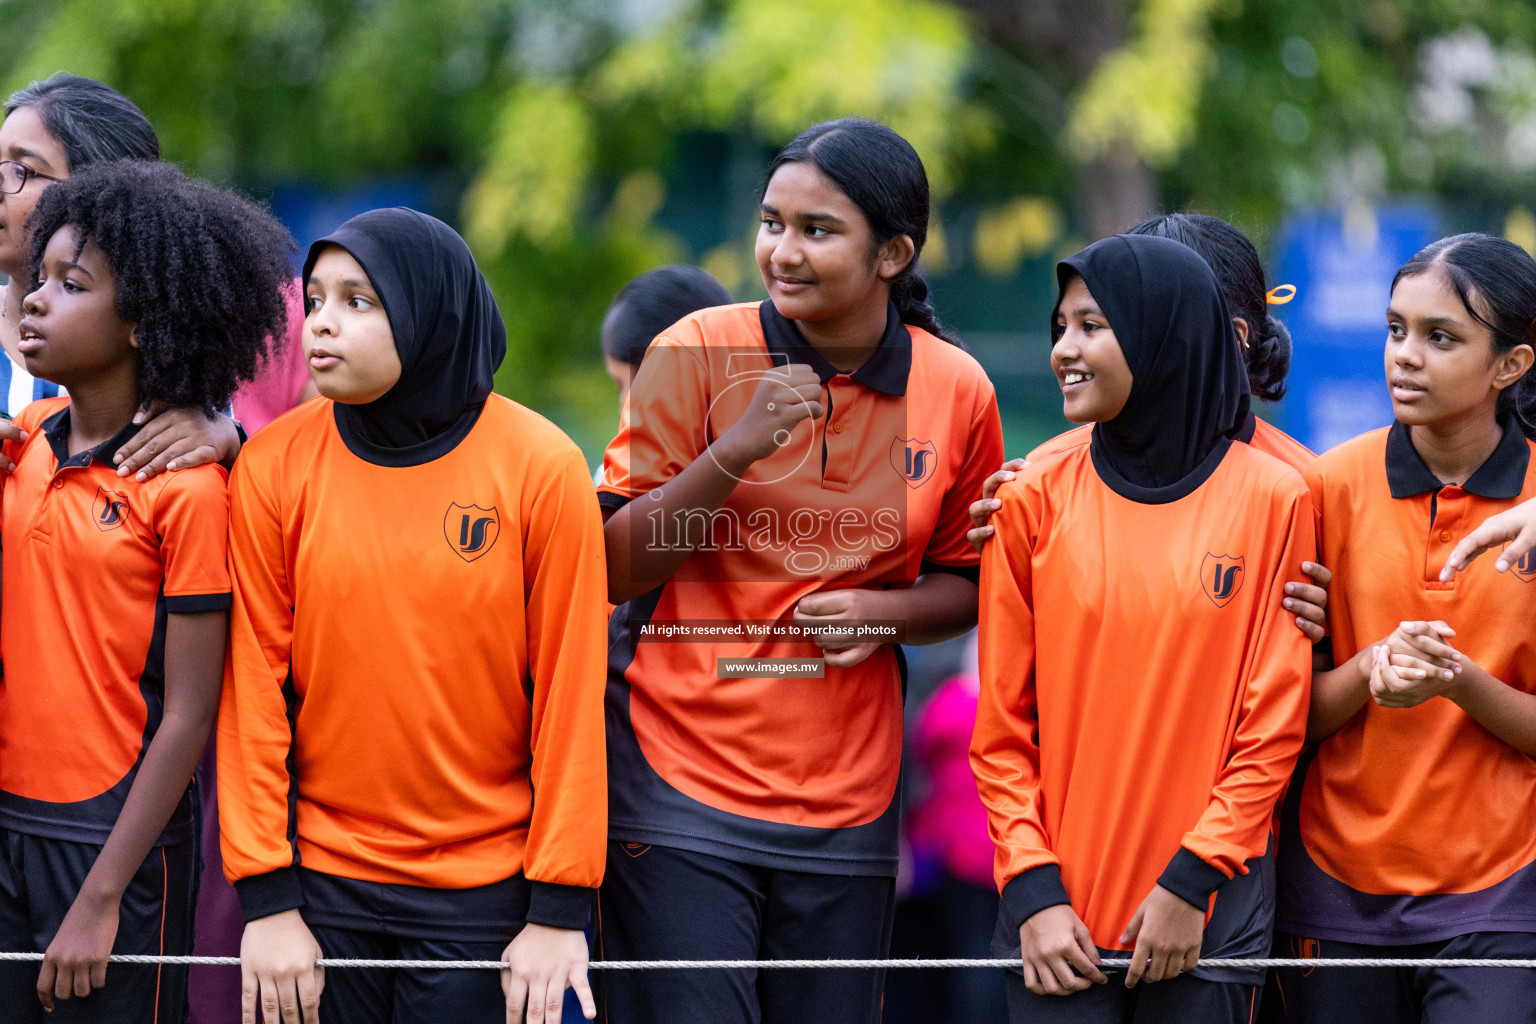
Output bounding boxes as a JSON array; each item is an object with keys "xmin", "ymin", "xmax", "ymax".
[{"xmin": 25, "ymin": 160, "xmax": 294, "ymax": 413}]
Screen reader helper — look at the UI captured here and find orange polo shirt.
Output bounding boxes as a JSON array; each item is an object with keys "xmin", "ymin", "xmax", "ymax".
[
  {"xmin": 1278, "ymin": 419, "xmax": 1536, "ymax": 943},
  {"xmin": 0, "ymin": 397, "xmax": 229, "ymax": 844},
  {"xmin": 973, "ymin": 438, "xmax": 1313, "ymax": 967},
  {"xmin": 598, "ymin": 300, "xmax": 1003, "ymax": 873}
]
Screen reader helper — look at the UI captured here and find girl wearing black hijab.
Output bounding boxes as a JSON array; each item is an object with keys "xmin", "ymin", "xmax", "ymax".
[
  {"xmin": 218, "ymin": 209, "xmax": 609, "ymax": 1024},
  {"xmin": 971, "ymin": 234, "xmax": 1315, "ymax": 1023}
]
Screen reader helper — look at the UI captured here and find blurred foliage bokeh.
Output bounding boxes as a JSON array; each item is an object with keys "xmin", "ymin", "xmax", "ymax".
[{"xmin": 3, "ymin": 0, "xmax": 1535, "ymax": 458}]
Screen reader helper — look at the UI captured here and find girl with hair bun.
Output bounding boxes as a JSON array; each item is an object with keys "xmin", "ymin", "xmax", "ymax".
[{"xmin": 967, "ymin": 212, "xmax": 1333, "ymax": 644}]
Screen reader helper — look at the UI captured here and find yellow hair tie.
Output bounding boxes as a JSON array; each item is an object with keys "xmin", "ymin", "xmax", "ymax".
[{"xmin": 1266, "ymin": 284, "xmax": 1297, "ymax": 305}]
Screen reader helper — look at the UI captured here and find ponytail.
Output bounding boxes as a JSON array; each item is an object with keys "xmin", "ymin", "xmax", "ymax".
[
  {"xmin": 891, "ymin": 269, "xmax": 962, "ymax": 347},
  {"xmin": 766, "ymin": 118, "xmax": 961, "ymax": 347}
]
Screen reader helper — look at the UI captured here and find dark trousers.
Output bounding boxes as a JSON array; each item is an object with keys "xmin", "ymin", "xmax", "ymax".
[
  {"xmin": 308, "ymin": 926, "xmax": 513, "ymax": 1024},
  {"xmin": 1006, "ymin": 970, "xmax": 1260, "ymax": 1024},
  {"xmin": 595, "ymin": 841, "xmax": 896, "ymax": 1024},
  {"xmin": 0, "ymin": 829, "xmax": 196, "ymax": 1023},
  {"xmin": 1270, "ymin": 931, "xmax": 1536, "ymax": 1024}
]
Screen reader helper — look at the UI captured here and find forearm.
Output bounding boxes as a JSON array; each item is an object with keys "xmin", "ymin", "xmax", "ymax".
[
  {"xmin": 1450, "ymin": 661, "xmax": 1536, "ymax": 757},
  {"xmin": 877, "ymin": 572, "xmax": 980, "ymax": 646},
  {"xmin": 77, "ymin": 707, "xmax": 215, "ymax": 905},
  {"xmin": 1307, "ymin": 650, "xmax": 1369, "ymax": 742},
  {"xmin": 604, "ymin": 437, "xmax": 752, "ymax": 604},
  {"xmin": 81, "ymin": 611, "xmax": 225, "ymax": 903}
]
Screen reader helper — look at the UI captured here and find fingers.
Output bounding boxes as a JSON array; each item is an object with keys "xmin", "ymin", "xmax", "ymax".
[
  {"xmin": 1021, "ymin": 958, "xmax": 1042, "ymax": 995},
  {"xmin": 242, "ymin": 968, "xmax": 259, "ymax": 1024},
  {"xmin": 1147, "ymin": 946, "xmax": 1172, "ymax": 985},
  {"xmin": 259, "ymin": 973, "xmax": 283, "ymax": 1024},
  {"xmin": 36, "ymin": 959, "xmax": 55, "ymax": 1011},
  {"xmin": 505, "ymin": 969, "xmax": 528, "ymax": 1024},
  {"xmin": 1063, "ymin": 940, "xmax": 1107, "ymax": 986},
  {"xmin": 1045, "ymin": 951, "xmax": 1091, "ymax": 994},
  {"xmin": 1301, "ymin": 561, "xmax": 1332, "ymax": 587},
  {"xmin": 296, "ymin": 968, "xmax": 321, "ymax": 1024},
  {"xmin": 281, "ymin": 975, "xmax": 303, "ymax": 1024},
  {"xmin": 1118, "ymin": 906, "xmax": 1143, "ymax": 946},
  {"xmin": 570, "ymin": 964, "xmax": 597, "ymax": 1021},
  {"xmin": 1496, "ymin": 522, "xmax": 1536, "ymax": 573},
  {"xmin": 1293, "ymin": 616, "xmax": 1326, "ymax": 643},
  {"xmin": 966, "ymin": 523, "xmax": 995, "ymax": 554},
  {"xmin": 969, "ymin": 497, "xmax": 1001, "ymax": 530},
  {"xmin": 0, "ymin": 453, "xmax": 14, "ymax": 474},
  {"xmin": 980, "ymin": 471, "xmax": 1015, "ymax": 503},
  {"xmin": 1439, "ymin": 519, "xmax": 1511, "ymax": 579},
  {"xmin": 0, "ymin": 421, "xmax": 26, "ymax": 445},
  {"xmin": 114, "ymin": 419, "xmax": 175, "ymax": 476},
  {"xmin": 133, "ymin": 400, "xmax": 169, "ymax": 424},
  {"xmin": 1125, "ymin": 939, "xmax": 1149, "ymax": 989},
  {"xmin": 86, "ymin": 955, "xmax": 106, "ymax": 994},
  {"xmin": 1399, "ymin": 628, "xmax": 1460, "ymax": 666}
]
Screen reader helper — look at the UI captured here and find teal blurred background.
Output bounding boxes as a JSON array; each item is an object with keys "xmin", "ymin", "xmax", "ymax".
[{"xmin": 4, "ymin": 0, "xmax": 1535, "ymax": 462}]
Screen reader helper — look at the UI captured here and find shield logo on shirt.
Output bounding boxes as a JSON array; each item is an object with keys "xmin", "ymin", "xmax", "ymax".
[
  {"xmin": 1504, "ymin": 543, "xmax": 1536, "ymax": 583},
  {"xmin": 92, "ymin": 486, "xmax": 130, "ymax": 533},
  {"xmin": 890, "ymin": 438, "xmax": 937, "ymax": 489},
  {"xmin": 1200, "ymin": 553, "xmax": 1245, "ymax": 608},
  {"xmin": 444, "ymin": 503, "xmax": 500, "ymax": 563}
]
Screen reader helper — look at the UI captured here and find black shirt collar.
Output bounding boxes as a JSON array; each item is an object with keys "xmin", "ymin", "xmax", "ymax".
[
  {"xmin": 758, "ymin": 299, "xmax": 910, "ymax": 397},
  {"xmin": 1386, "ymin": 416, "xmax": 1529, "ymax": 499},
  {"xmin": 41, "ymin": 406, "xmax": 144, "ymax": 471}
]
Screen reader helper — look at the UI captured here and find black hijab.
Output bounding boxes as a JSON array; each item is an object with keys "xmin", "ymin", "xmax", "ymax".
[
  {"xmin": 302, "ymin": 208, "xmax": 506, "ymax": 467},
  {"xmin": 1056, "ymin": 233, "xmax": 1250, "ymax": 502}
]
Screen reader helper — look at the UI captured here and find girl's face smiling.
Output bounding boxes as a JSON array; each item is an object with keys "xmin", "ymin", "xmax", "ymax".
[
  {"xmin": 0, "ymin": 106, "xmax": 69, "ymax": 278},
  {"xmin": 754, "ymin": 160, "xmax": 913, "ymax": 325},
  {"xmin": 303, "ymin": 246, "xmax": 402, "ymax": 404},
  {"xmin": 1052, "ymin": 273, "xmax": 1133, "ymax": 423},
  {"xmin": 1385, "ymin": 267, "xmax": 1534, "ymax": 429}
]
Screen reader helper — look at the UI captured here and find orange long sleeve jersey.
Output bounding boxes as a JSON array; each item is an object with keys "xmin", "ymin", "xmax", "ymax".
[
  {"xmin": 218, "ymin": 396, "xmax": 608, "ymax": 928},
  {"xmin": 971, "ymin": 440, "xmax": 1314, "ymax": 963},
  {"xmin": 1027, "ymin": 413, "xmax": 1316, "ymax": 474}
]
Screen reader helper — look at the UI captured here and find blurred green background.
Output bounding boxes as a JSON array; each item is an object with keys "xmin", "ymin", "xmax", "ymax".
[{"xmin": 5, "ymin": 0, "xmax": 1536, "ymax": 462}]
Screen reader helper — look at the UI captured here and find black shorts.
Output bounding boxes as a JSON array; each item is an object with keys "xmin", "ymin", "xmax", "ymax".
[
  {"xmin": 1270, "ymin": 931, "xmax": 1536, "ymax": 1024},
  {"xmin": 0, "ymin": 828, "xmax": 196, "ymax": 1024},
  {"xmin": 595, "ymin": 841, "xmax": 896, "ymax": 1024}
]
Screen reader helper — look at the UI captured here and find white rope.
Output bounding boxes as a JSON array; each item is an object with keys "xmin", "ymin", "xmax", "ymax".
[{"xmin": 1, "ymin": 952, "xmax": 1534, "ymax": 970}]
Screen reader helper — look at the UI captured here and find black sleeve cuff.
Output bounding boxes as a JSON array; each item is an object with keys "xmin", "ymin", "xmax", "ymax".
[
  {"xmin": 234, "ymin": 867, "xmax": 305, "ymax": 922},
  {"xmin": 919, "ymin": 560, "xmax": 981, "ymax": 586},
  {"xmin": 526, "ymin": 881, "xmax": 595, "ymax": 930},
  {"xmin": 1001, "ymin": 863, "xmax": 1072, "ymax": 932},
  {"xmin": 596, "ymin": 491, "xmax": 633, "ymax": 512},
  {"xmin": 1157, "ymin": 847, "xmax": 1229, "ymax": 911},
  {"xmin": 166, "ymin": 592, "xmax": 233, "ymax": 613}
]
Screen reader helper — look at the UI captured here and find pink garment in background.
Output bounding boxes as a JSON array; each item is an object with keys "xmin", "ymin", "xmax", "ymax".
[
  {"xmin": 190, "ymin": 280, "xmax": 308, "ymax": 1024},
  {"xmin": 907, "ymin": 673, "xmax": 995, "ymax": 891},
  {"xmin": 230, "ymin": 282, "xmax": 310, "ymax": 433}
]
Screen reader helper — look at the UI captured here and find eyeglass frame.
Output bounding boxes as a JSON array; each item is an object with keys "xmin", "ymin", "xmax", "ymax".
[{"xmin": 0, "ymin": 160, "xmax": 63, "ymax": 195}]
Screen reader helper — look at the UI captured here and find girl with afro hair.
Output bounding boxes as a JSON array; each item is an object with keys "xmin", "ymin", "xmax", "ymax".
[{"xmin": 0, "ymin": 158, "xmax": 292, "ymax": 1022}]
